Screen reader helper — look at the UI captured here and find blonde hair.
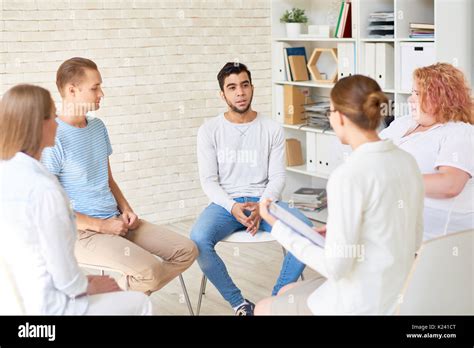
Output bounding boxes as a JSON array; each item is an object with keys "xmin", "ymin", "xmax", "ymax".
[
  {"xmin": 56, "ymin": 57, "xmax": 98, "ymax": 96},
  {"xmin": 0, "ymin": 84, "xmax": 54, "ymax": 160},
  {"xmin": 330, "ymin": 75, "xmax": 388, "ymax": 130},
  {"xmin": 414, "ymin": 63, "xmax": 473, "ymax": 124}
]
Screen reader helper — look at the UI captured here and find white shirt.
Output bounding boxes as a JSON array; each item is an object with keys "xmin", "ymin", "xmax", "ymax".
[
  {"xmin": 380, "ymin": 116, "xmax": 474, "ymax": 239},
  {"xmin": 0, "ymin": 152, "xmax": 88, "ymax": 315},
  {"xmin": 272, "ymin": 140, "xmax": 424, "ymax": 314},
  {"xmin": 197, "ymin": 113, "xmax": 286, "ymax": 212}
]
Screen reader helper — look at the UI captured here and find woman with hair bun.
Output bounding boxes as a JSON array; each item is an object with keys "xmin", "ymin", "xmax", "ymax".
[
  {"xmin": 255, "ymin": 75, "xmax": 424, "ymax": 315},
  {"xmin": 380, "ymin": 63, "xmax": 473, "ymax": 240}
]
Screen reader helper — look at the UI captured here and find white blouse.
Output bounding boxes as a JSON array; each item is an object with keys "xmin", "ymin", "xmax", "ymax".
[
  {"xmin": 0, "ymin": 152, "xmax": 88, "ymax": 315},
  {"xmin": 380, "ymin": 116, "xmax": 474, "ymax": 239},
  {"xmin": 272, "ymin": 140, "xmax": 424, "ymax": 314}
]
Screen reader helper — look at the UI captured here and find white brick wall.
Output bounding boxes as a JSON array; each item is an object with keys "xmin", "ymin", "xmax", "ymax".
[{"xmin": 0, "ymin": 0, "xmax": 272, "ymax": 224}]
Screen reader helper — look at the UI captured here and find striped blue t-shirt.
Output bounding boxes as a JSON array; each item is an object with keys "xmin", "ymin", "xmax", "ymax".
[{"xmin": 41, "ymin": 116, "xmax": 120, "ymax": 219}]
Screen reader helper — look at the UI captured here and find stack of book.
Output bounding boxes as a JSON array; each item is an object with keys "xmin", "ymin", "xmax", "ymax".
[
  {"xmin": 291, "ymin": 187, "xmax": 327, "ymax": 212},
  {"xmin": 304, "ymin": 101, "xmax": 331, "ymax": 129},
  {"xmin": 334, "ymin": 0, "xmax": 352, "ymax": 38},
  {"xmin": 409, "ymin": 23, "xmax": 434, "ymax": 38},
  {"xmin": 367, "ymin": 11, "xmax": 394, "ymax": 38},
  {"xmin": 283, "ymin": 47, "xmax": 310, "ymax": 82}
]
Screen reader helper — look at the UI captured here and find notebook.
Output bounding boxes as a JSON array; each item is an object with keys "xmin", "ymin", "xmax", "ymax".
[{"xmin": 269, "ymin": 202, "xmax": 325, "ymax": 248}]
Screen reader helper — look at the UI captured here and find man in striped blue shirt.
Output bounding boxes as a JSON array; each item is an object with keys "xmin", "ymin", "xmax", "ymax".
[{"xmin": 41, "ymin": 58, "xmax": 198, "ymax": 296}]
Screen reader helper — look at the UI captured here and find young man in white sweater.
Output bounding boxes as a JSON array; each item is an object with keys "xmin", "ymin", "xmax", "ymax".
[{"xmin": 191, "ymin": 62, "xmax": 313, "ymax": 315}]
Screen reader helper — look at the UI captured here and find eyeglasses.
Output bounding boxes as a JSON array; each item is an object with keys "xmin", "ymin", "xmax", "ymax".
[{"xmin": 325, "ymin": 109, "xmax": 337, "ymax": 118}]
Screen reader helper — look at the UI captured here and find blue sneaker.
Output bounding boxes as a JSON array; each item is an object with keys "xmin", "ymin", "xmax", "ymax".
[{"xmin": 235, "ymin": 299, "xmax": 255, "ymax": 316}]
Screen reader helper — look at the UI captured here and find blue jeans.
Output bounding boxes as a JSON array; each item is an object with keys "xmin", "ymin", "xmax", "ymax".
[{"xmin": 190, "ymin": 197, "xmax": 312, "ymax": 308}]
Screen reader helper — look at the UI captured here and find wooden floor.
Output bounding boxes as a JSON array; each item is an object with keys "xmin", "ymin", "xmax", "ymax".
[
  {"xmin": 86, "ymin": 218, "xmax": 319, "ymax": 315},
  {"xmin": 151, "ymin": 219, "xmax": 320, "ymax": 315},
  {"xmin": 144, "ymin": 220, "xmax": 316, "ymax": 315}
]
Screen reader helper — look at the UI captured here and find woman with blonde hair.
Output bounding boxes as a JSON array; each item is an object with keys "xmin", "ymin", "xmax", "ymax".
[
  {"xmin": 255, "ymin": 75, "xmax": 424, "ymax": 315},
  {"xmin": 380, "ymin": 63, "xmax": 474, "ymax": 240},
  {"xmin": 0, "ymin": 84, "xmax": 151, "ymax": 315}
]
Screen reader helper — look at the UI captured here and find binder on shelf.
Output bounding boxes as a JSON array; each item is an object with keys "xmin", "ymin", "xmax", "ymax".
[
  {"xmin": 399, "ymin": 42, "xmax": 435, "ymax": 92},
  {"xmin": 364, "ymin": 43, "xmax": 376, "ymax": 80},
  {"xmin": 334, "ymin": 1, "xmax": 345, "ymax": 38},
  {"xmin": 288, "ymin": 55, "xmax": 310, "ymax": 81},
  {"xmin": 273, "ymin": 42, "xmax": 290, "ymax": 81},
  {"xmin": 274, "ymin": 85, "xmax": 284, "ymax": 123},
  {"xmin": 375, "ymin": 43, "xmax": 394, "ymax": 89},
  {"xmin": 285, "ymin": 47, "xmax": 308, "ymax": 82},
  {"xmin": 342, "ymin": 1, "xmax": 352, "ymax": 38},
  {"xmin": 284, "ymin": 48, "xmax": 291, "ymax": 81},
  {"xmin": 338, "ymin": 1, "xmax": 352, "ymax": 38},
  {"xmin": 337, "ymin": 2, "xmax": 349, "ymax": 38},
  {"xmin": 334, "ymin": 1, "xmax": 352, "ymax": 38},
  {"xmin": 306, "ymin": 132, "xmax": 317, "ymax": 172},
  {"xmin": 337, "ymin": 43, "xmax": 355, "ymax": 79},
  {"xmin": 316, "ymin": 134, "xmax": 344, "ymax": 176}
]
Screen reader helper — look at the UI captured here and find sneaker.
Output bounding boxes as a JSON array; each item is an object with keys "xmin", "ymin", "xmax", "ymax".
[{"xmin": 235, "ymin": 299, "xmax": 255, "ymax": 316}]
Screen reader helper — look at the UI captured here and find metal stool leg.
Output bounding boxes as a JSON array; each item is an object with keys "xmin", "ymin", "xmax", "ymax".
[
  {"xmin": 124, "ymin": 274, "xmax": 129, "ymax": 291},
  {"xmin": 281, "ymin": 247, "xmax": 304, "ymax": 281},
  {"xmin": 178, "ymin": 274, "xmax": 194, "ymax": 316},
  {"xmin": 196, "ymin": 274, "xmax": 207, "ymax": 315},
  {"xmin": 202, "ymin": 275, "xmax": 207, "ymax": 295}
]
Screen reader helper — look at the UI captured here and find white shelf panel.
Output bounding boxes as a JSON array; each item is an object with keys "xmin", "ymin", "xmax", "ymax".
[
  {"xmin": 360, "ymin": 38, "xmax": 395, "ymax": 42},
  {"xmin": 273, "ymin": 37, "xmax": 356, "ymax": 42},
  {"xmin": 286, "ymin": 165, "xmax": 329, "ymax": 179},
  {"xmin": 283, "ymin": 124, "xmax": 336, "ymax": 136},
  {"xmin": 396, "ymin": 38, "xmax": 435, "ymax": 42},
  {"xmin": 274, "ymin": 83, "xmax": 393, "ymax": 94},
  {"xmin": 302, "ymin": 208, "xmax": 328, "ymax": 224},
  {"xmin": 273, "ymin": 80, "xmax": 334, "ymax": 89}
]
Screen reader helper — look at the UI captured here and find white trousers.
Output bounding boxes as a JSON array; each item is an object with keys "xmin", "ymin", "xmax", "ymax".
[{"xmin": 85, "ymin": 291, "xmax": 152, "ymax": 315}]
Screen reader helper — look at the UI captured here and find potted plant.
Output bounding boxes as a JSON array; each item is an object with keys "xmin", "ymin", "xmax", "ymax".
[{"xmin": 280, "ymin": 8, "xmax": 309, "ymax": 38}]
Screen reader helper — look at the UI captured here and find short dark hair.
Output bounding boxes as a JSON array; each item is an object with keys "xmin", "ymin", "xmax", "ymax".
[{"xmin": 217, "ymin": 62, "xmax": 252, "ymax": 91}]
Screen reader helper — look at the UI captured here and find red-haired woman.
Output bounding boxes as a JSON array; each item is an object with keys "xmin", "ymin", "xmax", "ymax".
[{"xmin": 380, "ymin": 63, "xmax": 473, "ymax": 240}]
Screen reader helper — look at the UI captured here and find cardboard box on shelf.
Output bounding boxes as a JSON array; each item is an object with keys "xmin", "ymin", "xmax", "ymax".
[
  {"xmin": 285, "ymin": 138, "xmax": 304, "ymax": 166},
  {"xmin": 284, "ymin": 85, "xmax": 311, "ymax": 125}
]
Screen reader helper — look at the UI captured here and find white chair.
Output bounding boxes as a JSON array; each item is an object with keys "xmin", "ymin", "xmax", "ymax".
[
  {"xmin": 396, "ymin": 229, "xmax": 474, "ymax": 315},
  {"xmin": 196, "ymin": 230, "xmax": 304, "ymax": 315},
  {"xmin": 78, "ymin": 261, "xmax": 195, "ymax": 316}
]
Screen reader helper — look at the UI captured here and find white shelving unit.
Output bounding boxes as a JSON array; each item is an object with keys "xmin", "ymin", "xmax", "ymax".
[{"xmin": 271, "ymin": 0, "xmax": 473, "ymax": 224}]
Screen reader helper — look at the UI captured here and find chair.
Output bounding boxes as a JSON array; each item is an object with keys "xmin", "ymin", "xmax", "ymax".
[
  {"xmin": 396, "ymin": 229, "xmax": 474, "ymax": 315},
  {"xmin": 78, "ymin": 261, "xmax": 195, "ymax": 316},
  {"xmin": 196, "ymin": 230, "xmax": 304, "ymax": 315}
]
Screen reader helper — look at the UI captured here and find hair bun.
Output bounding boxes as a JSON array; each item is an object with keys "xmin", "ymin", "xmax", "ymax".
[{"xmin": 362, "ymin": 91, "xmax": 388, "ymax": 129}]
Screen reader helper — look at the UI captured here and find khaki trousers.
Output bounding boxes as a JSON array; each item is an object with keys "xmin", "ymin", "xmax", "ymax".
[{"xmin": 75, "ymin": 219, "xmax": 198, "ymax": 293}]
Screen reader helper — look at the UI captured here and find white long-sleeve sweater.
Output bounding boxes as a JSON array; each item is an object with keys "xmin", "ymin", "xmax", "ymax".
[
  {"xmin": 272, "ymin": 140, "xmax": 424, "ymax": 314},
  {"xmin": 197, "ymin": 113, "xmax": 286, "ymax": 212}
]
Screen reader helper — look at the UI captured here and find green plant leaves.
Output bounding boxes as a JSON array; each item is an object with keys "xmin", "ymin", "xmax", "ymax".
[{"xmin": 280, "ymin": 7, "xmax": 308, "ymax": 23}]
